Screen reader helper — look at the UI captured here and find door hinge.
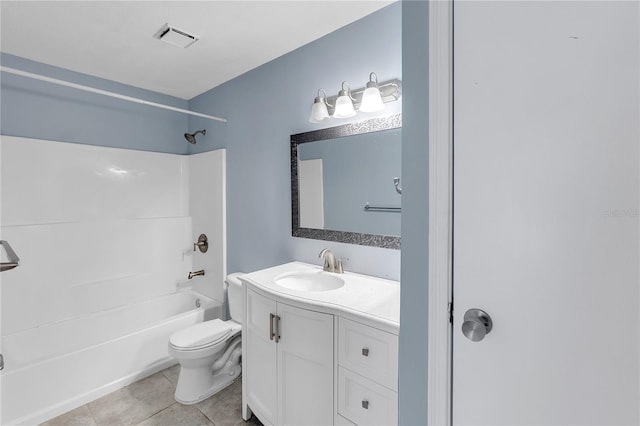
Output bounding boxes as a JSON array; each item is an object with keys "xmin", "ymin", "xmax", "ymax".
[
  {"xmin": 0, "ymin": 353, "xmax": 4, "ymax": 371},
  {"xmin": 448, "ymin": 302, "xmax": 454, "ymax": 324}
]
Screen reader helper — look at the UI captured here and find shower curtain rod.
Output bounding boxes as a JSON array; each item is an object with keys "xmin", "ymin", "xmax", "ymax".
[{"xmin": 0, "ymin": 66, "xmax": 227, "ymax": 123}]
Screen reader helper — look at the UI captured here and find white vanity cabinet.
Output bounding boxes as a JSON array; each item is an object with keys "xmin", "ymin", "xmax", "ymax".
[
  {"xmin": 336, "ymin": 318, "xmax": 399, "ymax": 426},
  {"xmin": 245, "ymin": 287, "xmax": 334, "ymax": 426},
  {"xmin": 241, "ymin": 262, "xmax": 400, "ymax": 426}
]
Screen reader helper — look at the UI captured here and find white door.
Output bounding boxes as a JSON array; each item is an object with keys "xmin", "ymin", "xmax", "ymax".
[{"xmin": 453, "ymin": 2, "xmax": 639, "ymax": 425}]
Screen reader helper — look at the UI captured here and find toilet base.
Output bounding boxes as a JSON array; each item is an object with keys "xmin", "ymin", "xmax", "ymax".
[
  {"xmin": 173, "ymin": 340, "xmax": 242, "ymax": 405},
  {"xmin": 174, "ymin": 363, "xmax": 241, "ymax": 405}
]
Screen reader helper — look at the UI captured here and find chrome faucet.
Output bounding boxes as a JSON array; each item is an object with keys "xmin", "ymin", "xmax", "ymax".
[
  {"xmin": 188, "ymin": 269, "xmax": 205, "ymax": 279},
  {"xmin": 318, "ymin": 249, "xmax": 344, "ymax": 273}
]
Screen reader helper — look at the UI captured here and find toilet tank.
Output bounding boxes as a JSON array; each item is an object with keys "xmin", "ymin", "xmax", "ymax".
[{"xmin": 225, "ymin": 273, "xmax": 245, "ymax": 324}]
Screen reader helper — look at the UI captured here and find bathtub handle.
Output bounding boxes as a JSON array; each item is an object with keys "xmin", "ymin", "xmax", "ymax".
[
  {"xmin": 193, "ymin": 234, "xmax": 208, "ymax": 253},
  {"xmin": 0, "ymin": 240, "xmax": 20, "ymax": 272}
]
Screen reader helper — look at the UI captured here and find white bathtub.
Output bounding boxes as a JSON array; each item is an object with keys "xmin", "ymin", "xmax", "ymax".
[{"xmin": 0, "ymin": 290, "xmax": 222, "ymax": 425}]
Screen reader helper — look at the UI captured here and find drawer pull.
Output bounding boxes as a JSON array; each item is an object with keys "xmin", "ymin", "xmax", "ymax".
[
  {"xmin": 362, "ymin": 348, "xmax": 369, "ymax": 357},
  {"xmin": 362, "ymin": 400, "xmax": 369, "ymax": 410}
]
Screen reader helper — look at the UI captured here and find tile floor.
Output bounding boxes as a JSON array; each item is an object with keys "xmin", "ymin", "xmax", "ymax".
[{"xmin": 41, "ymin": 365, "xmax": 263, "ymax": 426}]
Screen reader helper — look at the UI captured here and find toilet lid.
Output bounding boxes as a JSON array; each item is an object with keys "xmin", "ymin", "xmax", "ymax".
[{"xmin": 170, "ymin": 319, "xmax": 232, "ymax": 350}]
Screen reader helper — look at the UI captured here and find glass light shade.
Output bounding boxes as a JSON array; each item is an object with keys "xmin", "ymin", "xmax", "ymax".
[
  {"xmin": 359, "ymin": 86, "xmax": 384, "ymax": 112},
  {"xmin": 309, "ymin": 100, "xmax": 330, "ymax": 123},
  {"xmin": 333, "ymin": 95, "xmax": 356, "ymax": 118}
]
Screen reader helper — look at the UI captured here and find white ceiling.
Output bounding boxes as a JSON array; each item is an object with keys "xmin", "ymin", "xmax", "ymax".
[{"xmin": 0, "ymin": 1, "xmax": 394, "ymax": 100}]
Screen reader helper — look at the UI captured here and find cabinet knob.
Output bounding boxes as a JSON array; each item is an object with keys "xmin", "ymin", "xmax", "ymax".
[
  {"xmin": 362, "ymin": 400, "xmax": 369, "ymax": 410},
  {"xmin": 362, "ymin": 348, "xmax": 369, "ymax": 357}
]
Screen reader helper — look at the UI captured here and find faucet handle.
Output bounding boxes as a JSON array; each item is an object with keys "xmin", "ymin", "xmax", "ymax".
[
  {"xmin": 193, "ymin": 234, "xmax": 208, "ymax": 253},
  {"xmin": 319, "ymin": 248, "xmax": 335, "ymax": 272},
  {"xmin": 335, "ymin": 258, "xmax": 344, "ymax": 274}
]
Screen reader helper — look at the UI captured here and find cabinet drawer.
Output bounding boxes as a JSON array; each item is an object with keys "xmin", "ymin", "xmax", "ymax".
[
  {"xmin": 338, "ymin": 367, "xmax": 398, "ymax": 426},
  {"xmin": 338, "ymin": 318, "xmax": 398, "ymax": 390}
]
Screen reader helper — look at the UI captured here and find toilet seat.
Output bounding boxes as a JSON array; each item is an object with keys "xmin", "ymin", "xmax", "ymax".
[{"xmin": 170, "ymin": 319, "xmax": 236, "ymax": 351}]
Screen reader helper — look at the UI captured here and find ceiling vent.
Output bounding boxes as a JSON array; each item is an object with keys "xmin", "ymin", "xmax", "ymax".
[{"xmin": 155, "ymin": 23, "xmax": 199, "ymax": 48}]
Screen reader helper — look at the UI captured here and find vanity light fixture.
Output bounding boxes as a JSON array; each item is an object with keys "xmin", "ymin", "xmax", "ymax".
[
  {"xmin": 308, "ymin": 73, "xmax": 401, "ymax": 123},
  {"xmin": 359, "ymin": 72, "xmax": 385, "ymax": 112},
  {"xmin": 309, "ymin": 89, "xmax": 332, "ymax": 123},
  {"xmin": 333, "ymin": 82, "xmax": 357, "ymax": 118}
]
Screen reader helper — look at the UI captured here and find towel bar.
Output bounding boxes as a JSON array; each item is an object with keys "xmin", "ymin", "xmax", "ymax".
[{"xmin": 363, "ymin": 203, "xmax": 401, "ymax": 213}]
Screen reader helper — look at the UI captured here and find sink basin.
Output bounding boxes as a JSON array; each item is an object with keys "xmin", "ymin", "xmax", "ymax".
[{"xmin": 274, "ymin": 270, "xmax": 345, "ymax": 292}]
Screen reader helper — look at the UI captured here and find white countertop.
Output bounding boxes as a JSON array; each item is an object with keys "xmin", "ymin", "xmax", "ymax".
[{"xmin": 240, "ymin": 261, "xmax": 400, "ymax": 334}]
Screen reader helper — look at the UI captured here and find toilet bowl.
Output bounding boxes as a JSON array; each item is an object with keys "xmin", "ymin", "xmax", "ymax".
[{"xmin": 168, "ymin": 272, "xmax": 244, "ymax": 404}]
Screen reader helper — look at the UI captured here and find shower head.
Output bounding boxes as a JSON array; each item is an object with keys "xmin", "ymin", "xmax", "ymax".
[{"xmin": 184, "ymin": 129, "xmax": 206, "ymax": 144}]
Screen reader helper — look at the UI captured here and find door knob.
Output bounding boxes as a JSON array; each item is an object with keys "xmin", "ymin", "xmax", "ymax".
[{"xmin": 462, "ymin": 309, "xmax": 493, "ymax": 342}]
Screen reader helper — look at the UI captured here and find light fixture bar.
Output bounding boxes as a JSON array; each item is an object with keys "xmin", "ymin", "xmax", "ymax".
[
  {"xmin": 0, "ymin": 66, "xmax": 227, "ymax": 123},
  {"xmin": 324, "ymin": 78, "xmax": 401, "ymax": 116}
]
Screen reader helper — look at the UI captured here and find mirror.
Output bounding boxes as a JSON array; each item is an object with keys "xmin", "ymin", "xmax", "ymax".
[{"xmin": 291, "ymin": 114, "xmax": 401, "ymax": 249}]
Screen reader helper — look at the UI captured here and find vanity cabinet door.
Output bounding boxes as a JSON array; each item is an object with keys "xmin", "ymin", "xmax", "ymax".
[
  {"xmin": 277, "ymin": 302, "xmax": 334, "ymax": 426},
  {"xmin": 245, "ymin": 289, "xmax": 334, "ymax": 426},
  {"xmin": 246, "ymin": 289, "xmax": 278, "ymax": 425}
]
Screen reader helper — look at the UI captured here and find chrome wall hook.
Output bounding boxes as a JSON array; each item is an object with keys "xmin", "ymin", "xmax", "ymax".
[{"xmin": 393, "ymin": 177, "xmax": 402, "ymax": 194}]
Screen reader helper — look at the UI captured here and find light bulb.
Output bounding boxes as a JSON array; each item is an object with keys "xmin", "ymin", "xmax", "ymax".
[
  {"xmin": 308, "ymin": 90, "xmax": 330, "ymax": 123},
  {"xmin": 309, "ymin": 100, "xmax": 329, "ymax": 123},
  {"xmin": 360, "ymin": 87, "xmax": 384, "ymax": 112},
  {"xmin": 333, "ymin": 82, "xmax": 356, "ymax": 118},
  {"xmin": 359, "ymin": 72, "xmax": 384, "ymax": 112}
]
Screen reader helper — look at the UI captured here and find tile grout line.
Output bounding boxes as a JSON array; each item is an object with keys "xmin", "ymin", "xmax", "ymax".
[
  {"xmin": 133, "ymin": 402, "xmax": 180, "ymax": 426},
  {"xmin": 86, "ymin": 403, "xmax": 99, "ymax": 426},
  {"xmin": 137, "ymin": 373, "xmax": 182, "ymax": 424},
  {"xmin": 196, "ymin": 403, "xmax": 217, "ymax": 426}
]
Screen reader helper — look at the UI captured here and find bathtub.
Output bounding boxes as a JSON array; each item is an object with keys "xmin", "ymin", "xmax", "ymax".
[{"xmin": 0, "ymin": 290, "xmax": 222, "ymax": 425}]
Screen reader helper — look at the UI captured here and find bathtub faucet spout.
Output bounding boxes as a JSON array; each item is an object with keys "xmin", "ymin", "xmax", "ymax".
[{"xmin": 188, "ymin": 270, "xmax": 205, "ymax": 279}]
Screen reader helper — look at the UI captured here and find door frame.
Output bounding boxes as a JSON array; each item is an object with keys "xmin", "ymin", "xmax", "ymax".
[{"xmin": 427, "ymin": 0, "xmax": 454, "ymax": 425}]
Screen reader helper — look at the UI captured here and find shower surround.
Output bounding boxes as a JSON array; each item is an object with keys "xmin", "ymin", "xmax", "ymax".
[{"xmin": 0, "ymin": 136, "xmax": 226, "ymax": 425}]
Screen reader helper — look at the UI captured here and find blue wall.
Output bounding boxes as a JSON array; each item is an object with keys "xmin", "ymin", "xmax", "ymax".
[
  {"xmin": 399, "ymin": 1, "xmax": 430, "ymax": 424},
  {"xmin": 0, "ymin": 53, "xmax": 190, "ymax": 154},
  {"xmin": 188, "ymin": 3, "xmax": 402, "ymax": 280}
]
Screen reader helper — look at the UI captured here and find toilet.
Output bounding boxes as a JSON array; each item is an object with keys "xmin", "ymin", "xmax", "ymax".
[{"xmin": 168, "ymin": 273, "xmax": 244, "ymax": 405}]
